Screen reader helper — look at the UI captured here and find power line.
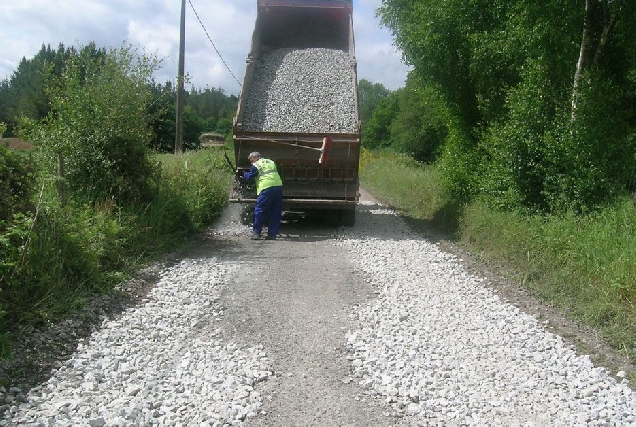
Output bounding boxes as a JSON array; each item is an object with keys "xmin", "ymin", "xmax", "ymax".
[{"xmin": 187, "ymin": 0, "xmax": 242, "ymax": 88}]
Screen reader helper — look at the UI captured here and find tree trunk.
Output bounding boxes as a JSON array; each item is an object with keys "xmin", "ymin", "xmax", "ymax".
[
  {"xmin": 593, "ymin": 12, "xmax": 616, "ymax": 66},
  {"xmin": 571, "ymin": 0, "xmax": 596, "ymax": 121}
]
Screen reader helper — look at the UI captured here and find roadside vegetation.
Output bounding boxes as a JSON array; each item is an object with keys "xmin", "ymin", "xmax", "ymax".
[
  {"xmin": 361, "ymin": 150, "xmax": 636, "ymax": 368},
  {"xmin": 0, "ymin": 43, "xmax": 233, "ymax": 358}
]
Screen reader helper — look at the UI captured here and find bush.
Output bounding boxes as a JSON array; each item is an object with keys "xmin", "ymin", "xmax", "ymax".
[
  {"xmin": 153, "ymin": 149, "xmax": 231, "ymax": 229},
  {"xmin": 390, "ymin": 81, "xmax": 447, "ymax": 163},
  {"xmin": 476, "ymin": 62, "xmax": 636, "ymax": 214},
  {"xmin": 542, "ymin": 71, "xmax": 635, "ymax": 213},
  {"xmin": 25, "ymin": 43, "xmax": 159, "ymax": 205},
  {"xmin": 0, "ymin": 144, "xmax": 35, "ymax": 222}
]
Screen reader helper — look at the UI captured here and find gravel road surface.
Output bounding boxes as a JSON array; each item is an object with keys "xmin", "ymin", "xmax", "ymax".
[{"xmin": 2, "ymin": 191, "xmax": 635, "ymax": 426}]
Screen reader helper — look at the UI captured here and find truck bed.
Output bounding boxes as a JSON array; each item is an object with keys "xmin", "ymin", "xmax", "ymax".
[{"xmin": 232, "ymin": 0, "xmax": 360, "ymax": 221}]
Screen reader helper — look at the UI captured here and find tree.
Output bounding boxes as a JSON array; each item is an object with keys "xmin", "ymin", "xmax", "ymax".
[
  {"xmin": 357, "ymin": 79, "xmax": 390, "ymax": 125},
  {"xmin": 378, "ymin": 0, "xmax": 636, "ymax": 212},
  {"xmin": 390, "ymin": 76, "xmax": 447, "ymax": 162},
  {"xmin": 361, "ymin": 91, "xmax": 400, "ymax": 149},
  {"xmin": 148, "ymin": 81, "xmax": 177, "ymax": 152},
  {"xmin": 26, "ymin": 43, "xmax": 160, "ymax": 204},
  {"xmin": 0, "ymin": 44, "xmax": 78, "ymax": 136}
]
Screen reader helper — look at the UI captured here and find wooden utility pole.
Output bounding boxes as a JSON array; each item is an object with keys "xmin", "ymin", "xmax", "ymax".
[{"xmin": 175, "ymin": 0, "xmax": 186, "ymax": 153}]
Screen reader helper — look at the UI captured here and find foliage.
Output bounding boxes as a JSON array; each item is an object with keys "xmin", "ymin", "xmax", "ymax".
[
  {"xmin": 0, "ymin": 140, "xmax": 35, "ymax": 222},
  {"xmin": 24, "ymin": 43, "xmax": 158, "ymax": 205},
  {"xmin": 460, "ymin": 198, "xmax": 636, "ymax": 362},
  {"xmin": 0, "ymin": 44, "xmax": 78, "ymax": 136},
  {"xmin": 151, "ymin": 148, "xmax": 231, "ymax": 231},
  {"xmin": 0, "ymin": 147, "xmax": 231, "ymax": 352},
  {"xmin": 476, "ymin": 59, "xmax": 559, "ymax": 211},
  {"xmin": 359, "ymin": 149, "xmax": 457, "ymax": 232},
  {"xmin": 358, "ymin": 79, "xmax": 390, "ymax": 125},
  {"xmin": 478, "ymin": 62, "xmax": 636, "ymax": 213},
  {"xmin": 0, "ymin": 44, "xmax": 238, "ymax": 153},
  {"xmin": 378, "ymin": 0, "xmax": 636, "ymax": 214},
  {"xmin": 361, "ymin": 92, "xmax": 400, "ymax": 149},
  {"xmin": 389, "ymin": 76, "xmax": 448, "ymax": 162},
  {"xmin": 360, "ymin": 76, "xmax": 450, "ymax": 163},
  {"xmin": 148, "ymin": 84, "xmax": 238, "ymax": 153},
  {"xmin": 148, "ymin": 81, "xmax": 177, "ymax": 152}
]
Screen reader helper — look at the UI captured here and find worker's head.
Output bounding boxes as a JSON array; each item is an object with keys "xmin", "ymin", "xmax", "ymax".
[{"xmin": 248, "ymin": 152, "xmax": 261, "ymax": 163}]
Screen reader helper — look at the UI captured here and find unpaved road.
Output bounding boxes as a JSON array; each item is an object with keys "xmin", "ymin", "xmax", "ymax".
[
  {"xmin": 203, "ymin": 190, "xmax": 635, "ymax": 425},
  {"xmin": 2, "ymin": 190, "xmax": 635, "ymax": 425},
  {"xmin": 208, "ymin": 207, "xmax": 403, "ymax": 425}
]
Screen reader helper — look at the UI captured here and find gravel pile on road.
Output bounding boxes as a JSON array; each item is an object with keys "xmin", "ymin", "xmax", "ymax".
[
  {"xmin": 240, "ymin": 47, "xmax": 357, "ymax": 134},
  {"xmin": 2, "ymin": 259, "xmax": 271, "ymax": 426},
  {"xmin": 335, "ymin": 201, "xmax": 636, "ymax": 425},
  {"xmin": 3, "ymin": 199, "xmax": 636, "ymax": 426}
]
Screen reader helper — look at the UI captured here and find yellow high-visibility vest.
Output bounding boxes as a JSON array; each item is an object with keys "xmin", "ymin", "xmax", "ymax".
[{"xmin": 254, "ymin": 158, "xmax": 282, "ymax": 195}]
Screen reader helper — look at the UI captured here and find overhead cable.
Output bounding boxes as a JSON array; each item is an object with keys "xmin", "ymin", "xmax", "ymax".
[{"xmin": 187, "ymin": 0, "xmax": 242, "ymax": 88}]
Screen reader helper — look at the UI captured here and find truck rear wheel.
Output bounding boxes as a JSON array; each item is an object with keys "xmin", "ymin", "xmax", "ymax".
[
  {"xmin": 323, "ymin": 209, "xmax": 341, "ymax": 227},
  {"xmin": 240, "ymin": 205, "xmax": 253, "ymax": 226},
  {"xmin": 340, "ymin": 209, "xmax": 355, "ymax": 227}
]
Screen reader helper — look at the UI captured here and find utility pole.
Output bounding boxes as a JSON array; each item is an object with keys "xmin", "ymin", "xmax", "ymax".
[{"xmin": 175, "ymin": 0, "xmax": 186, "ymax": 153}]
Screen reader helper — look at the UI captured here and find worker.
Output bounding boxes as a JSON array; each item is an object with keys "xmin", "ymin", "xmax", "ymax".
[{"xmin": 243, "ymin": 152, "xmax": 283, "ymax": 240}]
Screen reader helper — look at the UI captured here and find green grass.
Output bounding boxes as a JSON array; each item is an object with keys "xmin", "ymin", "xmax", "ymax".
[
  {"xmin": 0, "ymin": 147, "xmax": 232, "ymax": 356},
  {"xmin": 360, "ymin": 149, "xmax": 636, "ymax": 365},
  {"xmin": 360, "ymin": 149, "xmax": 461, "ymax": 235}
]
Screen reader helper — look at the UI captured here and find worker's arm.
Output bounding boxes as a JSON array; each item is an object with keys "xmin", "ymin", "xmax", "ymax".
[{"xmin": 243, "ymin": 165, "xmax": 259, "ymax": 180}]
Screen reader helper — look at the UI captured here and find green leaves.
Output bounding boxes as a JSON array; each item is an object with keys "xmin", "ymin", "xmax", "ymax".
[
  {"xmin": 377, "ymin": 0, "xmax": 636, "ymax": 214},
  {"xmin": 31, "ymin": 43, "xmax": 159, "ymax": 204}
]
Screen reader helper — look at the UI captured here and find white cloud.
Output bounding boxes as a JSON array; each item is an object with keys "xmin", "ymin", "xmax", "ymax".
[
  {"xmin": 0, "ymin": 0, "xmax": 409, "ymax": 94},
  {"xmin": 353, "ymin": 0, "xmax": 411, "ymax": 89}
]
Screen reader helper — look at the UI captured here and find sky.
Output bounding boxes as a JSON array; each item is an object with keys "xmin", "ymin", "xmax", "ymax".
[{"xmin": 0, "ymin": 0, "xmax": 411, "ymax": 96}]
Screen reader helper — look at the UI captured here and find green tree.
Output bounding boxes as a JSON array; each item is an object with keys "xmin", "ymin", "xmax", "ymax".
[
  {"xmin": 0, "ymin": 44, "xmax": 78, "ymax": 136},
  {"xmin": 148, "ymin": 83, "xmax": 237, "ymax": 152},
  {"xmin": 358, "ymin": 79, "xmax": 390, "ymax": 125},
  {"xmin": 214, "ymin": 117, "xmax": 233, "ymax": 137},
  {"xmin": 378, "ymin": 0, "xmax": 636, "ymax": 212},
  {"xmin": 0, "ymin": 123, "xmax": 34, "ymax": 221},
  {"xmin": 26, "ymin": 43, "xmax": 159, "ymax": 204},
  {"xmin": 361, "ymin": 91, "xmax": 400, "ymax": 149},
  {"xmin": 148, "ymin": 81, "xmax": 177, "ymax": 152},
  {"xmin": 390, "ymin": 76, "xmax": 447, "ymax": 162},
  {"xmin": 183, "ymin": 105, "xmax": 205, "ymax": 150}
]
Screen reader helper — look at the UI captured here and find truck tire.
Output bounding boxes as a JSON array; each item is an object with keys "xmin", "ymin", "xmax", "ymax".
[
  {"xmin": 323, "ymin": 209, "xmax": 342, "ymax": 227},
  {"xmin": 240, "ymin": 205, "xmax": 253, "ymax": 226},
  {"xmin": 340, "ymin": 209, "xmax": 355, "ymax": 227}
]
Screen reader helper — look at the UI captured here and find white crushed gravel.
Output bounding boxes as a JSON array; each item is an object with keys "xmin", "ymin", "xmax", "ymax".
[
  {"xmin": 2, "ymin": 199, "xmax": 636, "ymax": 426},
  {"xmin": 336, "ymin": 201, "xmax": 636, "ymax": 426},
  {"xmin": 2, "ymin": 260, "xmax": 272, "ymax": 426},
  {"xmin": 240, "ymin": 47, "xmax": 358, "ymax": 134}
]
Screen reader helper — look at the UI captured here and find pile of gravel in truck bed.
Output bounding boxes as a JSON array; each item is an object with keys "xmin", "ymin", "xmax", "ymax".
[{"xmin": 240, "ymin": 48, "xmax": 358, "ymax": 134}]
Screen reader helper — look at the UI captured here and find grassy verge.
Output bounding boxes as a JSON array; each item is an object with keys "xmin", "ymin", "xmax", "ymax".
[
  {"xmin": 0, "ymin": 147, "xmax": 232, "ymax": 354},
  {"xmin": 360, "ymin": 149, "xmax": 636, "ymax": 365}
]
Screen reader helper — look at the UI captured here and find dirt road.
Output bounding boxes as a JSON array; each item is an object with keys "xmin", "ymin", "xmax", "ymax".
[
  {"xmin": 194, "ymin": 199, "xmax": 408, "ymax": 426},
  {"xmin": 2, "ymin": 190, "xmax": 635, "ymax": 425}
]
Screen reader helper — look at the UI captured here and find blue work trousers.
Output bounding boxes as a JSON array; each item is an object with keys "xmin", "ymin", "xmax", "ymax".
[{"xmin": 253, "ymin": 186, "xmax": 283, "ymax": 237}]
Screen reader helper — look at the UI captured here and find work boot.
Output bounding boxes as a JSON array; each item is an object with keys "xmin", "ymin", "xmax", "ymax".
[
  {"xmin": 265, "ymin": 235, "xmax": 276, "ymax": 240},
  {"xmin": 250, "ymin": 233, "xmax": 261, "ymax": 240}
]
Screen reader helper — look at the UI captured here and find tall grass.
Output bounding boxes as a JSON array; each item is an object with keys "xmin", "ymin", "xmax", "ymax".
[
  {"xmin": 360, "ymin": 150, "xmax": 636, "ymax": 364},
  {"xmin": 0, "ymin": 147, "xmax": 232, "ymax": 355},
  {"xmin": 360, "ymin": 149, "xmax": 460, "ymax": 235},
  {"xmin": 462, "ymin": 200, "xmax": 636, "ymax": 359}
]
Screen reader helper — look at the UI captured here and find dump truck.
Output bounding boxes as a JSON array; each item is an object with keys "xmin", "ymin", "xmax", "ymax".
[{"xmin": 230, "ymin": 0, "xmax": 360, "ymax": 226}]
